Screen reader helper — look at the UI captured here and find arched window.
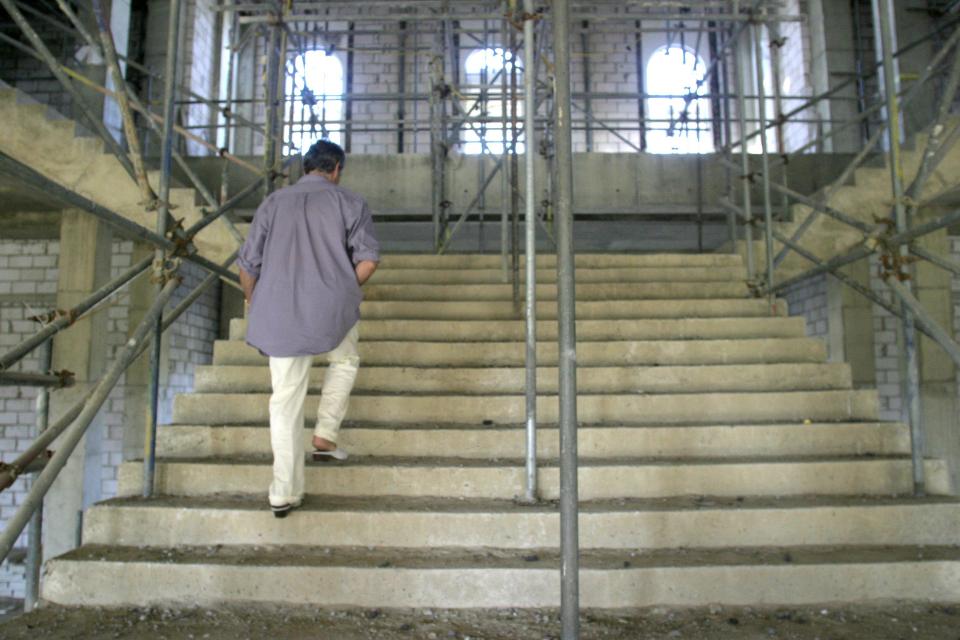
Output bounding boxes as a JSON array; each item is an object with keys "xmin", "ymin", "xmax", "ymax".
[
  {"xmin": 645, "ymin": 46, "xmax": 713, "ymax": 154},
  {"xmin": 461, "ymin": 47, "xmax": 524, "ymax": 155},
  {"xmin": 285, "ymin": 50, "xmax": 344, "ymax": 153}
]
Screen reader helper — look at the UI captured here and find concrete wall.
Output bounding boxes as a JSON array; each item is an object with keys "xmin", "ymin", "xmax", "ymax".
[
  {"xmin": 0, "ymin": 10, "xmax": 83, "ymax": 122},
  {"xmin": 143, "ymin": 0, "xmax": 219, "ymax": 156}
]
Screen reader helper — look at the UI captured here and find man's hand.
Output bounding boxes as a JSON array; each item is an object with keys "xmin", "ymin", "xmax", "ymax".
[
  {"xmin": 239, "ymin": 267, "xmax": 258, "ymax": 306},
  {"xmin": 355, "ymin": 260, "xmax": 378, "ymax": 286}
]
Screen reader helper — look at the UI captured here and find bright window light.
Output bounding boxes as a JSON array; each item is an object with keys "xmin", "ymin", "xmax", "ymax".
[
  {"xmin": 646, "ymin": 46, "xmax": 713, "ymax": 154},
  {"xmin": 285, "ymin": 50, "xmax": 344, "ymax": 153},
  {"xmin": 461, "ymin": 48, "xmax": 524, "ymax": 155}
]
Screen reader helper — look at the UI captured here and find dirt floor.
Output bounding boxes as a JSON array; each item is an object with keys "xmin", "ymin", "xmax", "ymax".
[{"xmin": 1, "ymin": 602, "xmax": 959, "ymax": 639}]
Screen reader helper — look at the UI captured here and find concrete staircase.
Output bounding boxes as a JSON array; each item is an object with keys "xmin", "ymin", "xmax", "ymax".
[
  {"xmin": 738, "ymin": 117, "xmax": 960, "ymax": 283},
  {"xmin": 0, "ymin": 79, "xmax": 238, "ymax": 267},
  {"xmin": 40, "ymin": 253, "xmax": 960, "ymax": 608}
]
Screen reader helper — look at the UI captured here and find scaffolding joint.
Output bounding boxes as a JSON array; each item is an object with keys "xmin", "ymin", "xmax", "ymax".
[
  {"xmin": 54, "ymin": 369, "xmax": 75, "ymax": 389},
  {"xmin": 0, "ymin": 462, "xmax": 21, "ymax": 485},
  {"xmin": 510, "ymin": 10, "xmax": 543, "ymax": 31},
  {"xmin": 879, "ymin": 248, "xmax": 917, "ymax": 283},
  {"xmin": 29, "ymin": 308, "xmax": 75, "ymax": 327},
  {"xmin": 151, "ymin": 255, "xmax": 182, "ymax": 286}
]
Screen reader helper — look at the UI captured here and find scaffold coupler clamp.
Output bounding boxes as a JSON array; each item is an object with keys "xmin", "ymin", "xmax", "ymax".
[{"xmin": 151, "ymin": 256, "xmax": 182, "ymax": 286}]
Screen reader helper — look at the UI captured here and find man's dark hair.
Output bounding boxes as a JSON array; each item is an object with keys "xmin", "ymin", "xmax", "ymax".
[{"xmin": 303, "ymin": 139, "xmax": 345, "ymax": 174}]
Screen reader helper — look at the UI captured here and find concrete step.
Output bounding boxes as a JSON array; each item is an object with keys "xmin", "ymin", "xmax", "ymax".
[
  {"xmin": 82, "ymin": 495, "xmax": 960, "ymax": 550},
  {"xmin": 213, "ymin": 337, "xmax": 826, "ymax": 368},
  {"xmin": 354, "ymin": 298, "xmax": 787, "ymax": 320},
  {"xmin": 172, "ymin": 389, "xmax": 878, "ymax": 426},
  {"xmin": 193, "ymin": 363, "xmax": 853, "ymax": 395},
  {"xmin": 367, "ymin": 265, "xmax": 747, "ymax": 284},
  {"xmin": 361, "ymin": 281, "xmax": 750, "ymax": 301},
  {"xmin": 378, "ymin": 253, "xmax": 744, "ymax": 269},
  {"xmin": 42, "ymin": 544, "xmax": 960, "ymax": 608},
  {"xmin": 157, "ymin": 422, "xmax": 910, "ymax": 460},
  {"xmin": 228, "ymin": 316, "xmax": 808, "ymax": 342},
  {"xmin": 118, "ymin": 454, "xmax": 949, "ymax": 500}
]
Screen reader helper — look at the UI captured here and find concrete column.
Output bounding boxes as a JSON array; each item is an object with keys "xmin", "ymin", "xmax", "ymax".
[
  {"xmin": 807, "ymin": 0, "xmax": 859, "ymax": 153},
  {"xmin": 912, "ymin": 226, "xmax": 959, "ymax": 489},
  {"xmin": 121, "ymin": 243, "xmax": 166, "ymax": 464},
  {"xmin": 219, "ymin": 281, "xmax": 245, "ymax": 340},
  {"xmin": 837, "ymin": 260, "xmax": 877, "ymax": 386},
  {"xmin": 892, "ymin": 2, "xmax": 937, "ymax": 137},
  {"xmin": 42, "ymin": 210, "xmax": 113, "ymax": 560}
]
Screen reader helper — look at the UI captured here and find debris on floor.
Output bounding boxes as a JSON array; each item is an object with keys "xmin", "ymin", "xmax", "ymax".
[{"xmin": 0, "ymin": 602, "xmax": 958, "ymax": 639}]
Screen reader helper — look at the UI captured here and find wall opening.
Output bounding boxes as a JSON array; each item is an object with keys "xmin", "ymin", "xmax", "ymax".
[
  {"xmin": 461, "ymin": 47, "xmax": 524, "ymax": 155},
  {"xmin": 645, "ymin": 45, "xmax": 713, "ymax": 153},
  {"xmin": 285, "ymin": 49, "xmax": 345, "ymax": 152}
]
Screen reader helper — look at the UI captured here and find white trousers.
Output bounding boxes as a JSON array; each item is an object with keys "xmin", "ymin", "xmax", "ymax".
[{"xmin": 267, "ymin": 323, "xmax": 360, "ymax": 506}]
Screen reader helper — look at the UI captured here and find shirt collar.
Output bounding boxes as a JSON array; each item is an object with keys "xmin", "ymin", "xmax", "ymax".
[{"xmin": 298, "ymin": 174, "xmax": 334, "ymax": 186}]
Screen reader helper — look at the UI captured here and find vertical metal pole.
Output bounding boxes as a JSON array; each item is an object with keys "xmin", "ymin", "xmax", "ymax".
[
  {"xmin": 479, "ymin": 19, "xmax": 490, "ymax": 251},
  {"xmin": 752, "ymin": 20, "xmax": 776, "ymax": 296},
  {"xmin": 522, "ymin": 0, "xmax": 538, "ymax": 504},
  {"xmin": 24, "ymin": 339, "xmax": 51, "ymax": 611},
  {"xmin": 510, "ymin": 5, "xmax": 521, "ymax": 310},
  {"xmin": 430, "ymin": 25, "xmax": 445, "ymax": 252},
  {"xmin": 219, "ymin": 5, "xmax": 238, "ymax": 205},
  {"xmin": 262, "ymin": 11, "xmax": 281, "ymax": 196},
  {"xmin": 441, "ymin": 9, "xmax": 454, "ymax": 244},
  {"xmin": 580, "ymin": 20, "xmax": 592, "ymax": 152},
  {"xmin": 696, "ymin": 154, "xmax": 704, "ymax": 252},
  {"xmin": 766, "ymin": 20, "xmax": 791, "ymax": 226},
  {"xmin": 718, "ymin": 24, "xmax": 737, "ymax": 251},
  {"xmin": 872, "ymin": 0, "xmax": 902, "ymax": 150},
  {"xmin": 552, "ymin": 0, "xmax": 579, "ymax": 636},
  {"xmin": 733, "ymin": 3, "xmax": 756, "ymax": 280},
  {"xmin": 501, "ymin": 7, "xmax": 510, "ymax": 276},
  {"xmin": 144, "ymin": 0, "xmax": 182, "ymax": 498},
  {"xmin": 634, "ymin": 20, "xmax": 646, "ymax": 151},
  {"xmin": 876, "ymin": 0, "xmax": 924, "ymax": 494},
  {"xmin": 345, "ymin": 22, "xmax": 355, "ymax": 151},
  {"xmin": 397, "ymin": 20, "xmax": 407, "ymax": 153}
]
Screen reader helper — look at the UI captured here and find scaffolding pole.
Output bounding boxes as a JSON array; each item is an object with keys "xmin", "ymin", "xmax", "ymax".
[
  {"xmin": 551, "ymin": 0, "xmax": 580, "ymax": 637},
  {"xmin": 144, "ymin": 0, "xmax": 183, "ymax": 499},
  {"xmin": 733, "ymin": 3, "xmax": 756, "ymax": 280},
  {"xmin": 875, "ymin": 0, "xmax": 924, "ymax": 495},
  {"xmin": 522, "ymin": 0, "xmax": 538, "ymax": 504}
]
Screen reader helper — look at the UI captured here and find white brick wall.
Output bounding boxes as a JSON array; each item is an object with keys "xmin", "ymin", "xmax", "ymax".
[
  {"xmin": 158, "ymin": 260, "xmax": 221, "ymax": 424},
  {"xmin": 0, "ymin": 240, "xmax": 59, "ymax": 598},
  {"xmin": 183, "ymin": 0, "xmax": 219, "ymax": 156},
  {"xmin": 783, "ymin": 272, "xmax": 830, "ymax": 339},
  {"xmin": 0, "ymin": 238, "xmax": 220, "ymax": 599},
  {"xmin": 869, "ymin": 254, "xmax": 903, "ymax": 421}
]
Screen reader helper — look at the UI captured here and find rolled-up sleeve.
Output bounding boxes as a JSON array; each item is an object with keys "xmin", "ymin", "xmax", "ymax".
[
  {"xmin": 347, "ymin": 199, "xmax": 380, "ymax": 265},
  {"xmin": 237, "ymin": 198, "xmax": 272, "ymax": 278}
]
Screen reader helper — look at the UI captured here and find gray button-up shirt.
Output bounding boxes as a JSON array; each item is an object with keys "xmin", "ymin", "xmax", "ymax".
[{"xmin": 238, "ymin": 174, "xmax": 380, "ymax": 357}]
